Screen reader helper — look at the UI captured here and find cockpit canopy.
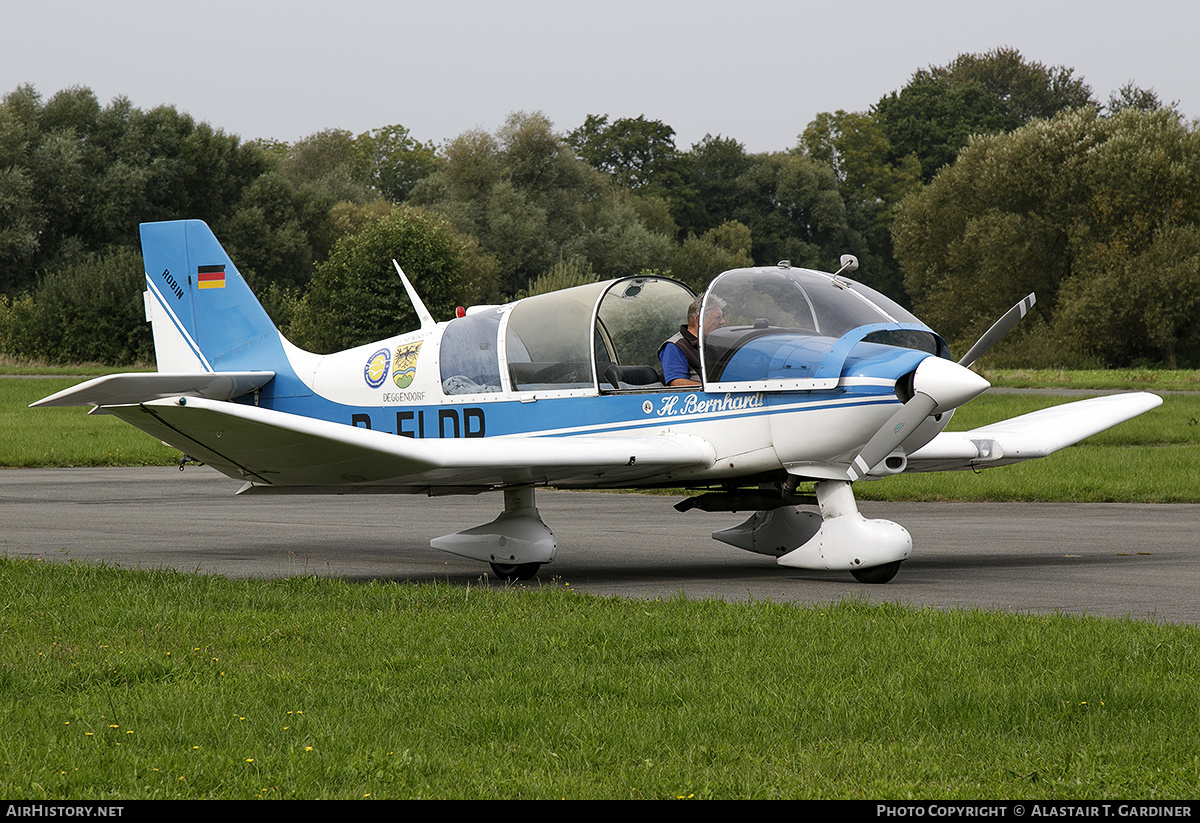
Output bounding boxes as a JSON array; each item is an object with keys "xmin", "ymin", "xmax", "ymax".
[
  {"xmin": 436, "ymin": 265, "xmax": 947, "ymax": 396},
  {"xmin": 506, "ymin": 277, "xmax": 700, "ymax": 391},
  {"xmin": 439, "ymin": 276, "xmax": 695, "ymax": 395}
]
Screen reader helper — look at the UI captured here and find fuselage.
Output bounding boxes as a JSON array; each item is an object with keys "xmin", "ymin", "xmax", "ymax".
[{"xmin": 230, "ymin": 266, "xmax": 953, "ymax": 487}]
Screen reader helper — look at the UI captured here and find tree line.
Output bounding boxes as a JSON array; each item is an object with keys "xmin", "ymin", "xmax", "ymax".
[{"xmin": 1, "ymin": 47, "xmax": 1194, "ymax": 367}]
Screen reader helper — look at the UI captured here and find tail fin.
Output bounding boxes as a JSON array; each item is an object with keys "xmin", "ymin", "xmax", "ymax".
[{"xmin": 140, "ymin": 220, "xmax": 281, "ymax": 374}]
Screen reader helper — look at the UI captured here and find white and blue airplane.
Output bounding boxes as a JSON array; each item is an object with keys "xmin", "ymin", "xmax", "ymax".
[{"xmin": 35, "ymin": 220, "xmax": 1161, "ymax": 583}]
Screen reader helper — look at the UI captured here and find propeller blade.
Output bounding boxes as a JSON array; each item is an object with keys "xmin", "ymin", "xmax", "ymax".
[
  {"xmin": 847, "ymin": 357, "xmax": 990, "ymax": 481},
  {"xmin": 848, "ymin": 394, "xmax": 937, "ymax": 481},
  {"xmin": 957, "ymin": 293, "xmax": 1036, "ymax": 368}
]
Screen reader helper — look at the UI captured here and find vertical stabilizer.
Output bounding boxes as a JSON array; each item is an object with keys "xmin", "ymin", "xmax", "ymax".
[{"xmin": 140, "ymin": 220, "xmax": 282, "ymax": 375}]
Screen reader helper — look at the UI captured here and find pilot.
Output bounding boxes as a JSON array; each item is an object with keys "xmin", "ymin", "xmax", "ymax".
[{"xmin": 658, "ymin": 294, "xmax": 725, "ymax": 387}]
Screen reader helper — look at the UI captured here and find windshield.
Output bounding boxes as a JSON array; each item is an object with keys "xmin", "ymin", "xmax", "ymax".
[{"xmin": 701, "ymin": 266, "xmax": 944, "ymax": 388}]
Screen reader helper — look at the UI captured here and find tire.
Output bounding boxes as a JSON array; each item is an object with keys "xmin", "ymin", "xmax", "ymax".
[
  {"xmin": 489, "ymin": 562, "xmax": 542, "ymax": 581},
  {"xmin": 851, "ymin": 561, "xmax": 902, "ymax": 584}
]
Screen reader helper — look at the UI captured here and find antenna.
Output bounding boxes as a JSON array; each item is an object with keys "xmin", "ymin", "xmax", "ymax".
[{"xmin": 393, "ymin": 260, "xmax": 437, "ymax": 330}]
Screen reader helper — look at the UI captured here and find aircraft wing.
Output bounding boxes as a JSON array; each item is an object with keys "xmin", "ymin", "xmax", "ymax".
[
  {"xmin": 903, "ymin": 392, "xmax": 1162, "ymax": 473},
  {"xmin": 30, "ymin": 372, "xmax": 275, "ymax": 407},
  {"xmin": 93, "ymin": 396, "xmax": 715, "ymax": 492}
]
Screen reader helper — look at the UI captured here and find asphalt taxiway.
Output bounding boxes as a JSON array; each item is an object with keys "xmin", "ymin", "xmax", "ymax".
[{"xmin": 4, "ymin": 467, "xmax": 1198, "ymax": 623}]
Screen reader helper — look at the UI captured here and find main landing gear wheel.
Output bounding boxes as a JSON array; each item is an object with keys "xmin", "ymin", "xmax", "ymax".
[
  {"xmin": 489, "ymin": 562, "xmax": 542, "ymax": 581},
  {"xmin": 851, "ymin": 561, "xmax": 902, "ymax": 584}
]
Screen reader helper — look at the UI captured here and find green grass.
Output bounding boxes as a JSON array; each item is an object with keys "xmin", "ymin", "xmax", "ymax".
[
  {"xmin": 2, "ymin": 378, "xmax": 178, "ymax": 467},
  {"xmin": 860, "ymin": 391, "xmax": 1197, "ymax": 503},
  {"xmin": 5, "ymin": 369, "xmax": 1199, "ymax": 799},
  {"xmin": 982, "ymin": 368, "xmax": 1200, "ymax": 392},
  {"xmin": 3, "ymin": 557, "xmax": 1199, "ymax": 800},
  {"xmin": 0, "ymin": 356, "xmax": 151, "ymax": 376}
]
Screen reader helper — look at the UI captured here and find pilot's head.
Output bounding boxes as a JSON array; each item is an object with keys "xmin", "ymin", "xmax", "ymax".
[{"xmin": 687, "ymin": 294, "xmax": 726, "ymax": 338}]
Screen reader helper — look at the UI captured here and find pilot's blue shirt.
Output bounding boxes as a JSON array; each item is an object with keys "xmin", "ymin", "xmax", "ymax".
[{"xmin": 659, "ymin": 342, "xmax": 692, "ymax": 384}]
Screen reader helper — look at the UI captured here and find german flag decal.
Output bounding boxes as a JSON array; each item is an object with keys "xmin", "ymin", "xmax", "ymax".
[{"xmin": 198, "ymin": 264, "xmax": 226, "ymax": 289}]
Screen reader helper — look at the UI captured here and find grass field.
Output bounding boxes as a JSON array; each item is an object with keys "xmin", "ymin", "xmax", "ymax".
[
  {"xmin": 2, "ymin": 378, "xmax": 179, "ymax": 467},
  {"xmin": 859, "ymin": 391, "xmax": 1199, "ymax": 503},
  {"xmin": 4, "ymin": 369, "xmax": 1198, "ymax": 799},
  {"xmin": 0, "ymin": 359, "xmax": 151, "ymax": 377},
  {"xmin": 3, "ymin": 558, "xmax": 1199, "ymax": 800},
  {"xmin": 981, "ymin": 368, "xmax": 1200, "ymax": 392}
]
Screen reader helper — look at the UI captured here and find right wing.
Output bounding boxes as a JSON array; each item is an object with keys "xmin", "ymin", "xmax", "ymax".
[{"xmin": 904, "ymin": 392, "xmax": 1162, "ymax": 473}]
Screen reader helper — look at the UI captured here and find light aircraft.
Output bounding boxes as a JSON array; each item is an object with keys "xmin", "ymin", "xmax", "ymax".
[{"xmin": 35, "ymin": 220, "xmax": 1161, "ymax": 583}]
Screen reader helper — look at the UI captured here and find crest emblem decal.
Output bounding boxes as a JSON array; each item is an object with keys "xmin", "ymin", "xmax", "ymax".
[
  {"xmin": 393, "ymin": 341, "xmax": 422, "ymax": 388},
  {"xmin": 364, "ymin": 349, "xmax": 391, "ymax": 388}
]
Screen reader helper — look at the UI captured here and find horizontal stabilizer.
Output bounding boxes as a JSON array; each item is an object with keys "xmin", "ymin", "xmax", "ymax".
[
  {"xmin": 95, "ymin": 396, "xmax": 714, "ymax": 490},
  {"xmin": 30, "ymin": 372, "xmax": 275, "ymax": 408},
  {"xmin": 904, "ymin": 392, "xmax": 1162, "ymax": 472}
]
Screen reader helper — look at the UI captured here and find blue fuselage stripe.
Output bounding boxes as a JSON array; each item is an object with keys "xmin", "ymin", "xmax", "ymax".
[{"xmin": 255, "ymin": 388, "xmax": 899, "ymax": 440}]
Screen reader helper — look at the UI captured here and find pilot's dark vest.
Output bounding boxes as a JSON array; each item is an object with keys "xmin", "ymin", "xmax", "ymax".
[{"xmin": 659, "ymin": 326, "xmax": 702, "ymax": 381}]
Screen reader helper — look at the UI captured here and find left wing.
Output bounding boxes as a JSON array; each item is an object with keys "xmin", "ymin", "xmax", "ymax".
[
  {"xmin": 904, "ymin": 392, "xmax": 1162, "ymax": 473},
  {"xmin": 30, "ymin": 372, "xmax": 275, "ymax": 407},
  {"xmin": 95, "ymin": 396, "xmax": 715, "ymax": 492}
]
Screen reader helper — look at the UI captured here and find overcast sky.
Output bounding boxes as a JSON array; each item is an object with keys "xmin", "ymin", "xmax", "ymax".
[{"xmin": 4, "ymin": 0, "xmax": 1196, "ymax": 154}]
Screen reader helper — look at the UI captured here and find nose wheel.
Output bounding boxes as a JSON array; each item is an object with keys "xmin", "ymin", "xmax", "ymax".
[
  {"xmin": 772, "ymin": 480, "xmax": 912, "ymax": 581},
  {"xmin": 489, "ymin": 562, "xmax": 542, "ymax": 581},
  {"xmin": 850, "ymin": 560, "xmax": 902, "ymax": 584}
]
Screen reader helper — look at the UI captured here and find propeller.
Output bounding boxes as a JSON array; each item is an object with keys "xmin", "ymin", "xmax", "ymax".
[
  {"xmin": 845, "ymin": 293, "xmax": 1036, "ymax": 481},
  {"xmin": 846, "ymin": 357, "xmax": 989, "ymax": 481},
  {"xmin": 957, "ymin": 293, "xmax": 1036, "ymax": 368}
]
